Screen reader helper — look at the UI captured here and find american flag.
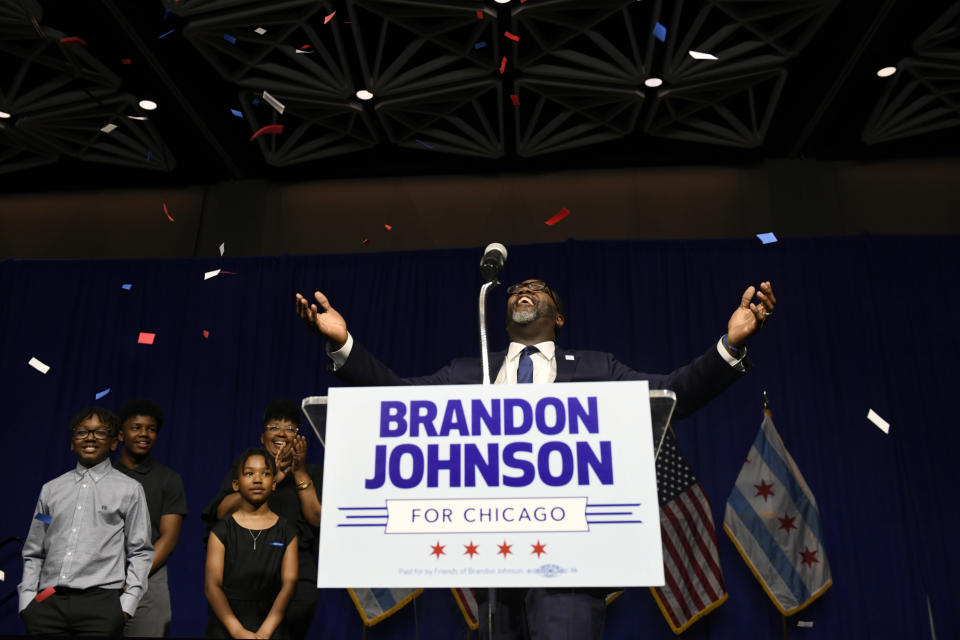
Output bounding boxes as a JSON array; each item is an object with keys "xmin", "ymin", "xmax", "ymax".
[{"xmin": 649, "ymin": 427, "xmax": 728, "ymax": 634}]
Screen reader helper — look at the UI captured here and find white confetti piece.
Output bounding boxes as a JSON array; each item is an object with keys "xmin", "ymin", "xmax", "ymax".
[
  {"xmin": 204, "ymin": 269, "xmax": 221, "ymax": 280},
  {"xmin": 689, "ymin": 50, "xmax": 718, "ymax": 60},
  {"xmin": 867, "ymin": 409, "xmax": 890, "ymax": 434},
  {"xmin": 0, "ymin": 569, "xmax": 5, "ymax": 581},
  {"xmin": 254, "ymin": 27, "xmax": 267, "ymax": 35},
  {"xmin": 100, "ymin": 123, "xmax": 118, "ymax": 133},
  {"xmin": 261, "ymin": 90, "xmax": 285, "ymax": 114},
  {"xmin": 797, "ymin": 621, "xmax": 814, "ymax": 628},
  {"xmin": 28, "ymin": 357, "xmax": 50, "ymax": 374},
  {"xmin": 219, "ymin": 242, "xmax": 225, "ymax": 256}
]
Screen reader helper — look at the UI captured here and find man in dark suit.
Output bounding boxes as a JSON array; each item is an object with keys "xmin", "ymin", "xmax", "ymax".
[{"xmin": 295, "ymin": 278, "xmax": 775, "ymax": 639}]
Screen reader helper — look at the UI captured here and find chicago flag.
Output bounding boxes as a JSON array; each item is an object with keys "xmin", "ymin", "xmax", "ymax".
[{"xmin": 724, "ymin": 410, "xmax": 833, "ymax": 614}]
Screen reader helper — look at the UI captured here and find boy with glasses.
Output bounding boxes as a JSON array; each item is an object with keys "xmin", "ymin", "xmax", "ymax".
[
  {"xmin": 201, "ymin": 398, "xmax": 323, "ymax": 640},
  {"xmin": 114, "ymin": 399, "xmax": 188, "ymax": 637},
  {"xmin": 18, "ymin": 407, "xmax": 153, "ymax": 638}
]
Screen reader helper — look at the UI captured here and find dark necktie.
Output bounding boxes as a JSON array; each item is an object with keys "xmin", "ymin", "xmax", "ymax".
[{"xmin": 517, "ymin": 345, "xmax": 538, "ymax": 383}]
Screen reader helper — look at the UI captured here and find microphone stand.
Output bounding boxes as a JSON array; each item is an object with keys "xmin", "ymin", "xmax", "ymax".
[{"xmin": 477, "ymin": 278, "xmax": 497, "ymax": 639}]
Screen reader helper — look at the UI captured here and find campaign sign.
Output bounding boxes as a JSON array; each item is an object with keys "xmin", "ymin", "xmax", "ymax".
[{"xmin": 317, "ymin": 381, "xmax": 664, "ymax": 588}]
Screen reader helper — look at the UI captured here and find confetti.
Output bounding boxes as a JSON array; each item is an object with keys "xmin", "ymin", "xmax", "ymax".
[
  {"xmin": 271, "ymin": 541, "xmax": 284, "ymax": 546},
  {"xmin": 219, "ymin": 242, "xmax": 225, "ymax": 256},
  {"xmin": 295, "ymin": 48, "xmax": 314, "ymax": 54},
  {"xmin": 249, "ymin": 124, "xmax": 284, "ymax": 141},
  {"xmin": 254, "ymin": 27, "xmax": 267, "ymax": 35},
  {"xmin": 121, "ymin": 283, "xmax": 132, "ymax": 290},
  {"xmin": 689, "ymin": 50, "xmax": 718, "ymax": 61},
  {"xmin": 299, "ymin": 44, "xmax": 312, "ymax": 50},
  {"xmin": 504, "ymin": 31, "xmax": 520, "ymax": 42},
  {"xmin": 137, "ymin": 332, "xmax": 156, "ymax": 345},
  {"xmin": 324, "ymin": 11, "xmax": 336, "ymax": 24},
  {"xmin": 35, "ymin": 586, "xmax": 56, "ymax": 602},
  {"xmin": 252, "ymin": 98, "xmax": 260, "ymax": 105},
  {"xmin": 385, "ymin": 224, "xmax": 392, "ymax": 230},
  {"xmin": 163, "ymin": 202, "xmax": 175, "ymax": 222},
  {"xmin": 510, "ymin": 94, "xmax": 520, "ymax": 106},
  {"xmin": 0, "ymin": 569, "xmax": 4, "ymax": 581},
  {"xmin": 230, "ymin": 108, "xmax": 243, "ymax": 118},
  {"xmin": 121, "ymin": 58, "xmax": 132, "ymax": 65},
  {"xmin": 162, "ymin": 9, "xmax": 171, "ymax": 20},
  {"xmin": 545, "ymin": 207, "xmax": 571, "ymax": 226},
  {"xmin": 220, "ymin": 270, "xmax": 237, "ymax": 275},
  {"xmin": 204, "ymin": 269, "xmax": 221, "ymax": 280},
  {"xmin": 28, "ymin": 357, "xmax": 50, "ymax": 374},
  {"xmin": 474, "ymin": 41, "xmax": 487, "ymax": 49},
  {"xmin": 59, "ymin": 36, "xmax": 87, "ymax": 46},
  {"xmin": 223, "ymin": 34, "xmax": 237, "ymax": 44},
  {"xmin": 261, "ymin": 90, "xmax": 285, "ymax": 114},
  {"xmin": 95, "ymin": 388, "xmax": 111, "ymax": 400},
  {"xmin": 203, "ymin": 329, "xmax": 210, "ymax": 339},
  {"xmin": 100, "ymin": 123, "xmax": 117, "ymax": 134},
  {"xmin": 756, "ymin": 232, "xmax": 778, "ymax": 244},
  {"xmin": 867, "ymin": 409, "xmax": 890, "ymax": 434},
  {"xmin": 416, "ymin": 139, "xmax": 433, "ymax": 149},
  {"xmin": 127, "ymin": 115, "xmax": 148, "ymax": 121},
  {"xmin": 361, "ymin": 238, "xmax": 370, "ymax": 246},
  {"xmin": 158, "ymin": 29, "xmax": 175, "ymax": 39},
  {"xmin": 147, "ymin": 151, "xmax": 153, "ymax": 161},
  {"xmin": 476, "ymin": 10, "xmax": 484, "ymax": 19},
  {"xmin": 653, "ymin": 22, "xmax": 667, "ymax": 42},
  {"xmin": 35, "ymin": 513, "xmax": 52, "ymax": 524},
  {"xmin": 797, "ymin": 621, "xmax": 814, "ymax": 628},
  {"xmin": 499, "ymin": 56, "xmax": 507, "ymax": 74}
]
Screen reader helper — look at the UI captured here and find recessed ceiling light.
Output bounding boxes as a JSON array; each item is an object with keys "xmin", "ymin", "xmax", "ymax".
[
  {"xmin": 644, "ymin": 77, "xmax": 663, "ymax": 88},
  {"xmin": 138, "ymin": 99, "xmax": 158, "ymax": 111},
  {"xmin": 876, "ymin": 66, "xmax": 896, "ymax": 78},
  {"xmin": 494, "ymin": 0, "xmax": 511, "ymax": 4},
  {"xmin": 356, "ymin": 89, "xmax": 374, "ymax": 100},
  {"xmin": 0, "ymin": 110, "xmax": 11, "ymax": 119}
]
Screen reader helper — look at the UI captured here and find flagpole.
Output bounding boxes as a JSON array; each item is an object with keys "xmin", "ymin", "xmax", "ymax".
[
  {"xmin": 782, "ymin": 613, "xmax": 788, "ymax": 640},
  {"xmin": 763, "ymin": 390, "xmax": 769, "ymax": 411}
]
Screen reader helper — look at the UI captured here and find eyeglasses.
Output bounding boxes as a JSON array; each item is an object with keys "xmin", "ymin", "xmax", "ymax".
[
  {"xmin": 506, "ymin": 281, "xmax": 550, "ymax": 296},
  {"xmin": 73, "ymin": 428, "xmax": 112, "ymax": 440},
  {"xmin": 265, "ymin": 424, "xmax": 299, "ymax": 435}
]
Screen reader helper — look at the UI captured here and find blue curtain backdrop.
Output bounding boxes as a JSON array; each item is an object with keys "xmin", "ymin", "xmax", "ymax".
[{"xmin": 0, "ymin": 235, "xmax": 956, "ymax": 639}]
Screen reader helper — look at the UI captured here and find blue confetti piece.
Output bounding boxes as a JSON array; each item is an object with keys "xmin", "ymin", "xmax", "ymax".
[
  {"xmin": 35, "ymin": 513, "xmax": 51, "ymax": 524},
  {"xmin": 474, "ymin": 41, "xmax": 487, "ymax": 49},
  {"xmin": 415, "ymin": 139, "xmax": 433, "ymax": 149},
  {"xmin": 756, "ymin": 232, "xmax": 778, "ymax": 244},
  {"xmin": 223, "ymin": 34, "xmax": 237, "ymax": 44},
  {"xmin": 252, "ymin": 98, "xmax": 260, "ymax": 105},
  {"xmin": 230, "ymin": 109, "xmax": 243, "ymax": 118},
  {"xmin": 162, "ymin": 8, "xmax": 170, "ymax": 20},
  {"xmin": 653, "ymin": 22, "xmax": 666, "ymax": 42},
  {"xmin": 146, "ymin": 151, "xmax": 152, "ymax": 161},
  {"xmin": 95, "ymin": 388, "xmax": 111, "ymax": 400},
  {"xmin": 270, "ymin": 542, "xmax": 284, "ymax": 547},
  {"xmin": 121, "ymin": 283, "xmax": 132, "ymax": 290},
  {"xmin": 158, "ymin": 29, "xmax": 175, "ymax": 39}
]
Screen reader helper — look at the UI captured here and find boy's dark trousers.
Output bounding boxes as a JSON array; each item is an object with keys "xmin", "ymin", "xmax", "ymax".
[{"xmin": 21, "ymin": 587, "xmax": 125, "ymax": 638}]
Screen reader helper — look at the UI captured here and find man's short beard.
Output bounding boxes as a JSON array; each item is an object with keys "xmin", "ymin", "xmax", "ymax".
[{"xmin": 510, "ymin": 308, "xmax": 537, "ymax": 324}]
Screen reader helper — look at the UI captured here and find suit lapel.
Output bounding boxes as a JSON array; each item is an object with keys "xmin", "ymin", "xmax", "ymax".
[{"xmin": 555, "ymin": 348, "xmax": 576, "ymax": 382}]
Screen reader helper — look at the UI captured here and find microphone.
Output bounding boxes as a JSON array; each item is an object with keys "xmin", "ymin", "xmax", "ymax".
[{"xmin": 479, "ymin": 242, "xmax": 508, "ymax": 283}]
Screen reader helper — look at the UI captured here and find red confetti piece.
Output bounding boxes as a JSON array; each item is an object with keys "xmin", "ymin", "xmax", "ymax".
[
  {"xmin": 299, "ymin": 43, "xmax": 312, "ymax": 50},
  {"xmin": 35, "ymin": 587, "xmax": 56, "ymax": 602},
  {"xmin": 121, "ymin": 58, "xmax": 132, "ymax": 65},
  {"xmin": 324, "ymin": 11, "xmax": 336, "ymax": 24},
  {"xmin": 163, "ymin": 202, "xmax": 175, "ymax": 222},
  {"xmin": 59, "ymin": 36, "xmax": 87, "ymax": 46},
  {"xmin": 545, "ymin": 207, "xmax": 571, "ymax": 226},
  {"xmin": 499, "ymin": 57, "xmax": 507, "ymax": 74},
  {"xmin": 361, "ymin": 238, "xmax": 370, "ymax": 245},
  {"xmin": 202, "ymin": 330, "xmax": 210, "ymax": 339},
  {"xmin": 476, "ymin": 10, "xmax": 484, "ymax": 19},
  {"xmin": 385, "ymin": 224, "xmax": 392, "ymax": 230},
  {"xmin": 249, "ymin": 124, "xmax": 284, "ymax": 142},
  {"xmin": 219, "ymin": 270, "xmax": 237, "ymax": 275},
  {"xmin": 510, "ymin": 94, "xmax": 520, "ymax": 106},
  {"xmin": 504, "ymin": 31, "xmax": 520, "ymax": 42},
  {"xmin": 137, "ymin": 332, "xmax": 156, "ymax": 345}
]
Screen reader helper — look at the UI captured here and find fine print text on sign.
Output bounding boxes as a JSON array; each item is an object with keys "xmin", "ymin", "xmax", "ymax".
[{"xmin": 317, "ymin": 381, "xmax": 664, "ymax": 588}]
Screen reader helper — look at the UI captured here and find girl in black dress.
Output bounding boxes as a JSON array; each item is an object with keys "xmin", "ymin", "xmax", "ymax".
[{"xmin": 205, "ymin": 448, "xmax": 298, "ymax": 639}]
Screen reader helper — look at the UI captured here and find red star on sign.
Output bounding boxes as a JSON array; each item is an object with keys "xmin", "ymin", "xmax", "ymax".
[
  {"xmin": 777, "ymin": 513, "xmax": 797, "ymax": 533},
  {"xmin": 430, "ymin": 541, "xmax": 445, "ymax": 559},
  {"xmin": 531, "ymin": 540, "xmax": 547, "ymax": 558},
  {"xmin": 800, "ymin": 546, "xmax": 819, "ymax": 568},
  {"xmin": 497, "ymin": 541, "xmax": 513, "ymax": 558},
  {"xmin": 464, "ymin": 541, "xmax": 480, "ymax": 558},
  {"xmin": 754, "ymin": 479, "xmax": 775, "ymax": 501}
]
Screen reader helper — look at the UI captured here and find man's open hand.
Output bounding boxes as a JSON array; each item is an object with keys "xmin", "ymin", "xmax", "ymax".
[
  {"xmin": 295, "ymin": 291, "xmax": 348, "ymax": 349},
  {"xmin": 726, "ymin": 281, "xmax": 776, "ymax": 348}
]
